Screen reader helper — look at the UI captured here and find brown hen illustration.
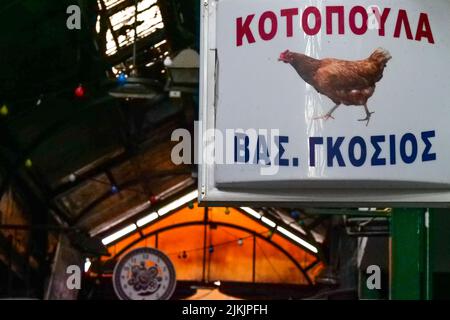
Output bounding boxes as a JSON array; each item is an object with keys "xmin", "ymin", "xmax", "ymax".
[{"xmin": 278, "ymin": 48, "xmax": 392, "ymax": 126}]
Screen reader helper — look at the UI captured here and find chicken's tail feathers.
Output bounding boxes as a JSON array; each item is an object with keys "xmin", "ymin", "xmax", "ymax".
[{"xmin": 370, "ymin": 47, "xmax": 392, "ymax": 63}]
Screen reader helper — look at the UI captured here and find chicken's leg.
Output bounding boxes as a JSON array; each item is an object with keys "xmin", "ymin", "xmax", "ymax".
[
  {"xmin": 358, "ymin": 104, "xmax": 375, "ymax": 126},
  {"xmin": 313, "ymin": 104, "xmax": 340, "ymax": 121}
]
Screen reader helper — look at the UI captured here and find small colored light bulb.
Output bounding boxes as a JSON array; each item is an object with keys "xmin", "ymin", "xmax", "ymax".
[
  {"xmin": 25, "ymin": 159, "xmax": 33, "ymax": 168},
  {"xmin": 149, "ymin": 195, "xmax": 158, "ymax": 204},
  {"xmin": 117, "ymin": 72, "xmax": 127, "ymax": 85},
  {"xmin": 290, "ymin": 210, "xmax": 300, "ymax": 220},
  {"xmin": 163, "ymin": 57, "xmax": 172, "ymax": 67},
  {"xmin": 111, "ymin": 185, "xmax": 119, "ymax": 194},
  {"xmin": 0, "ymin": 104, "xmax": 9, "ymax": 116},
  {"xmin": 74, "ymin": 84, "xmax": 85, "ymax": 98},
  {"xmin": 36, "ymin": 94, "xmax": 43, "ymax": 106}
]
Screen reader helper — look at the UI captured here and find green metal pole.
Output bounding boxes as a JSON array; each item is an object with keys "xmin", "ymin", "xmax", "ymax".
[
  {"xmin": 390, "ymin": 208, "xmax": 426, "ymax": 300},
  {"xmin": 424, "ymin": 209, "xmax": 432, "ymax": 300},
  {"xmin": 426, "ymin": 208, "xmax": 450, "ymax": 300}
]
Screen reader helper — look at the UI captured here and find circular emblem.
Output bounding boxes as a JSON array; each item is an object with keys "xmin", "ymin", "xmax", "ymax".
[{"xmin": 112, "ymin": 247, "xmax": 176, "ymax": 300}]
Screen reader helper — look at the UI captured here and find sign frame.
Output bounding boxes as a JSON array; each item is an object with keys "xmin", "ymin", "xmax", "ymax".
[{"xmin": 198, "ymin": 0, "xmax": 450, "ymax": 208}]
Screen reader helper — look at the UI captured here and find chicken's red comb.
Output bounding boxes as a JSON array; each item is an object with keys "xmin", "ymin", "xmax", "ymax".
[{"xmin": 279, "ymin": 50, "xmax": 290, "ymax": 61}]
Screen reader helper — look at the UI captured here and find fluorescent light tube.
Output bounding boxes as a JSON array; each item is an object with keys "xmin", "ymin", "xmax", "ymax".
[
  {"xmin": 102, "ymin": 224, "xmax": 137, "ymax": 245},
  {"xmin": 261, "ymin": 216, "xmax": 276, "ymax": 228},
  {"xmin": 241, "ymin": 207, "xmax": 262, "ymax": 219},
  {"xmin": 136, "ymin": 212, "xmax": 158, "ymax": 227},
  {"xmin": 276, "ymin": 226, "xmax": 318, "ymax": 253},
  {"xmin": 158, "ymin": 190, "xmax": 198, "ymax": 216}
]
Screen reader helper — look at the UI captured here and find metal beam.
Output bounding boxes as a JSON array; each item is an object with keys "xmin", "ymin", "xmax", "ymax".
[
  {"xmin": 0, "ymin": 224, "xmax": 79, "ymax": 231},
  {"xmin": 110, "ymin": 220, "xmax": 314, "ymax": 285}
]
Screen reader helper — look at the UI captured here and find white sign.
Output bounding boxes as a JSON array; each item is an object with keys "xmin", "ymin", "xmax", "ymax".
[{"xmin": 199, "ymin": 0, "xmax": 450, "ymax": 206}]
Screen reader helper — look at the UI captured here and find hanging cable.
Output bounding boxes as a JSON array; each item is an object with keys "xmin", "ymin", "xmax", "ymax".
[{"xmin": 163, "ymin": 229, "xmax": 272, "ymax": 258}]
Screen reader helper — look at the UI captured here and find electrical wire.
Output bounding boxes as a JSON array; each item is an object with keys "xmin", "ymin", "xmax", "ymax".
[
  {"xmin": 164, "ymin": 229, "xmax": 272, "ymax": 258},
  {"xmin": 87, "ymin": 175, "xmax": 148, "ymax": 196},
  {"xmin": 255, "ymin": 239, "xmax": 284, "ymax": 282},
  {"xmin": 3, "ymin": 77, "xmax": 112, "ymax": 122}
]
